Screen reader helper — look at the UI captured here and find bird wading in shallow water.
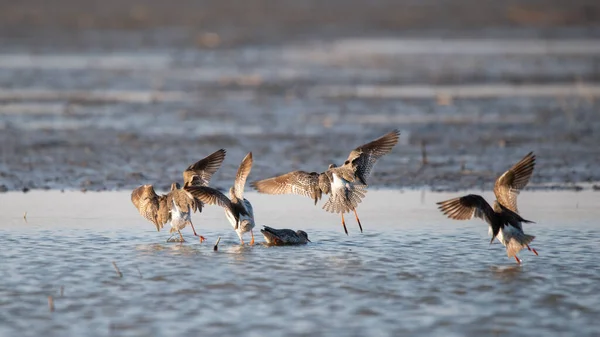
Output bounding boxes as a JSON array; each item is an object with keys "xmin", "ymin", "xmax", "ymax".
[
  {"xmin": 130, "ymin": 149, "xmax": 226, "ymax": 242},
  {"xmin": 260, "ymin": 226, "xmax": 310, "ymax": 245},
  {"xmin": 251, "ymin": 129, "xmax": 400, "ymax": 235},
  {"xmin": 186, "ymin": 152, "xmax": 256, "ymax": 245},
  {"xmin": 437, "ymin": 152, "xmax": 539, "ymax": 264}
]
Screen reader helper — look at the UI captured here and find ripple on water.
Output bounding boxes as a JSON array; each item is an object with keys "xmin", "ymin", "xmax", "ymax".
[{"xmin": 1, "ymin": 215, "xmax": 600, "ymax": 336}]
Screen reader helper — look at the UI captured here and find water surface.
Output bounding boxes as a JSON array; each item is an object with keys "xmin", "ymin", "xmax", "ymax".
[{"xmin": 0, "ymin": 190, "xmax": 599, "ymax": 336}]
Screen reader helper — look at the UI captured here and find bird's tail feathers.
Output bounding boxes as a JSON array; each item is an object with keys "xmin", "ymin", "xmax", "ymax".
[
  {"xmin": 323, "ymin": 185, "xmax": 367, "ymax": 213},
  {"xmin": 505, "ymin": 232, "xmax": 535, "ymax": 257}
]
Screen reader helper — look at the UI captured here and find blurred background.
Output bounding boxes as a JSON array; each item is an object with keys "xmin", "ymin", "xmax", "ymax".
[{"xmin": 0, "ymin": 0, "xmax": 599, "ymax": 192}]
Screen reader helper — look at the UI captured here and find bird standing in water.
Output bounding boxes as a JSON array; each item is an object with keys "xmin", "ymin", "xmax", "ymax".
[
  {"xmin": 186, "ymin": 152, "xmax": 256, "ymax": 245},
  {"xmin": 251, "ymin": 130, "xmax": 400, "ymax": 235},
  {"xmin": 131, "ymin": 149, "xmax": 226, "ymax": 242},
  {"xmin": 437, "ymin": 152, "xmax": 538, "ymax": 264}
]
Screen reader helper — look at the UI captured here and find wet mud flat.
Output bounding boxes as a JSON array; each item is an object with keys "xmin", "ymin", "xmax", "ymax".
[{"xmin": 0, "ymin": 0, "xmax": 600, "ymax": 192}]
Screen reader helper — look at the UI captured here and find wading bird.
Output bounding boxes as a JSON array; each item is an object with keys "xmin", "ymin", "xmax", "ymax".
[
  {"xmin": 186, "ymin": 152, "xmax": 256, "ymax": 245},
  {"xmin": 437, "ymin": 152, "xmax": 539, "ymax": 264},
  {"xmin": 131, "ymin": 149, "xmax": 226, "ymax": 242},
  {"xmin": 251, "ymin": 130, "xmax": 400, "ymax": 235}
]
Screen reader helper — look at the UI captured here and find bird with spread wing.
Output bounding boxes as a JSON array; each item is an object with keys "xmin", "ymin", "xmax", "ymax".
[
  {"xmin": 185, "ymin": 152, "xmax": 256, "ymax": 245},
  {"xmin": 251, "ymin": 129, "xmax": 400, "ymax": 235},
  {"xmin": 437, "ymin": 152, "xmax": 538, "ymax": 264},
  {"xmin": 131, "ymin": 149, "xmax": 226, "ymax": 242}
]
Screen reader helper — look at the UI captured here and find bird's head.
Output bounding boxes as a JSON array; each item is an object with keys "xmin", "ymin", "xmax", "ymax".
[{"xmin": 296, "ymin": 230, "xmax": 311, "ymax": 242}]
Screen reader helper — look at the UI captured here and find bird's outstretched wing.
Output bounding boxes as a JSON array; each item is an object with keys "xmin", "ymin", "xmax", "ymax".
[
  {"xmin": 437, "ymin": 194, "xmax": 496, "ymax": 223},
  {"xmin": 233, "ymin": 152, "xmax": 253, "ymax": 200},
  {"xmin": 493, "ymin": 152, "xmax": 535, "ymax": 213},
  {"xmin": 344, "ymin": 129, "xmax": 400, "ymax": 185},
  {"xmin": 131, "ymin": 185, "xmax": 167, "ymax": 231},
  {"xmin": 185, "ymin": 186, "xmax": 248, "ymax": 226},
  {"xmin": 185, "ymin": 186, "xmax": 233, "ymax": 210},
  {"xmin": 182, "ymin": 149, "xmax": 227, "ymax": 187},
  {"xmin": 251, "ymin": 170, "xmax": 324, "ymax": 204}
]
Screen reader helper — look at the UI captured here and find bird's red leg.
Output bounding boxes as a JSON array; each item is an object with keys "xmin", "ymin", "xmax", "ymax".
[
  {"xmin": 353, "ymin": 208, "xmax": 363, "ymax": 233},
  {"xmin": 341, "ymin": 213, "xmax": 348, "ymax": 235},
  {"xmin": 250, "ymin": 230, "xmax": 255, "ymax": 245},
  {"xmin": 527, "ymin": 245, "xmax": 538, "ymax": 256},
  {"xmin": 189, "ymin": 223, "xmax": 205, "ymax": 243},
  {"xmin": 514, "ymin": 256, "xmax": 521, "ymax": 264}
]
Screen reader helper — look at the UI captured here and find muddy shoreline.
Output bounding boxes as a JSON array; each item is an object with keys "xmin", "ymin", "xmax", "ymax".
[
  {"xmin": 0, "ymin": 1, "xmax": 599, "ymax": 193},
  {"xmin": 2, "ymin": 104, "xmax": 599, "ymax": 193}
]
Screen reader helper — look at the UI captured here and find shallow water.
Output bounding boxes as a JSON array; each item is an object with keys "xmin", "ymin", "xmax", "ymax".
[{"xmin": 0, "ymin": 190, "xmax": 599, "ymax": 336}]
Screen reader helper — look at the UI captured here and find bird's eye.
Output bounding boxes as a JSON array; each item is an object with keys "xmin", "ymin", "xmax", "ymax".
[{"xmin": 344, "ymin": 160, "xmax": 349, "ymax": 165}]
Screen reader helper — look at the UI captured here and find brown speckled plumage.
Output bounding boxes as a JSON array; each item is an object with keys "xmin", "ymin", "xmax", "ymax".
[
  {"xmin": 131, "ymin": 184, "xmax": 164, "ymax": 231},
  {"xmin": 251, "ymin": 129, "xmax": 400, "ymax": 235},
  {"xmin": 182, "ymin": 149, "xmax": 227, "ymax": 188},
  {"xmin": 493, "ymin": 152, "xmax": 536, "ymax": 214},
  {"xmin": 185, "ymin": 152, "xmax": 256, "ymax": 245},
  {"xmin": 131, "ymin": 149, "xmax": 226, "ymax": 241}
]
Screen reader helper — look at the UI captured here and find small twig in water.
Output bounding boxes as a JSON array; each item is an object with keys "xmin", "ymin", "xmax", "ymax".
[
  {"xmin": 48, "ymin": 296, "xmax": 55, "ymax": 312},
  {"xmin": 135, "ymin": 266, "xmax": 143, "ymax": 279},
  {"xmin": 414, "ymin": 141, "xmax": 429, "ymax": 175},
  {"xmin": 213, "ymin": 236, "xmax": 221, "ymax": 252},
  {"xmin": 23, "ymin": 212, "xmax": 28, "ymax": 223},
  {"xmin": 112, "ymin": 261, "xmax": 123, "ymax": 278},
  {"xmin": 421, "ymin": 141, "xmax": 428, "ymax": 166}
]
